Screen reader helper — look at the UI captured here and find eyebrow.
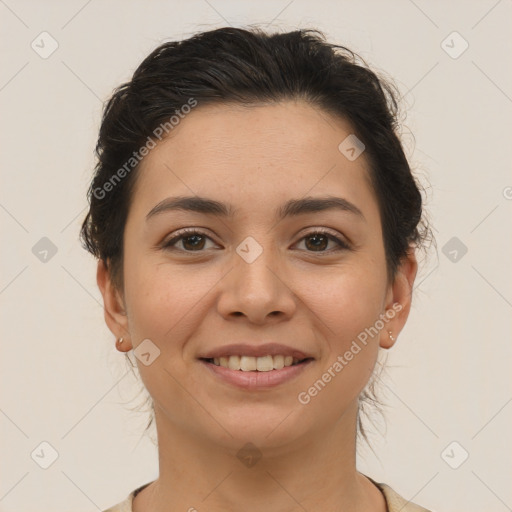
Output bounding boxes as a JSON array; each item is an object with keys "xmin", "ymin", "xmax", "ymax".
[{"xmin": 146, "ymin": 195, "xmax": 365, "ymax": 222}]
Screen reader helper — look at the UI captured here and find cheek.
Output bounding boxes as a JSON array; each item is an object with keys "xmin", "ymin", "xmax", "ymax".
[
  {"xmin": 297, "ymin": 259, "xmax": 386, "ymax": 337},
  {"xmin": 298, "ymin": 269, "xmax": 382, "ymax": 416},
  {"xmin": 295, "ymin": 259, "xmax": 384, "ymax": 402},
  {"xmin": 122, "ymin": 264, "xmax": 209, "ymax": 412},
  {"xmin": 125, "ymin": 262, "xmax": 207, "ymax": 346}
]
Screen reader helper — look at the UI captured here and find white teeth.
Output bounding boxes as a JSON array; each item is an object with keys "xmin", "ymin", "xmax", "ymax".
[
  {"xmin": 212, "ymin": 354, "xmax": 303, "ymax": 371},
  {"xmin": 256, "ymin": 355, "xmax": 274, "ymax": 372},
  {"xmin": 240, "ymin": 356, "xmax": 257, "ymax": 371},
  {"xmin": 227, "ymin": 355, "xmax": 240, "ymax": 370},
  {"xmin": 273, "ymin": 354, "xmax": 284, "ymax": 370}
]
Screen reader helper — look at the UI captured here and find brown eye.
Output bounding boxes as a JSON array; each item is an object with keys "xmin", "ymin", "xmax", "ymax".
[
  {"xmin": 180, "ymin": 234, "xmax": 206, "ymax": 251},
  {"xmin": 304, "ymin": 233, "xmax": 329, "ymax": 251},
  {"xmin": 162, "ymin": 230, "xmax": 215, "ymax": 252},
  {"xmin": 296, "ymin": 230, "xmax": 350, "ymax": 253}
]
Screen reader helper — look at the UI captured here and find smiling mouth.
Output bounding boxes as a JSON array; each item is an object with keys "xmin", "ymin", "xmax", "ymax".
[{"xmin": 201, "ymin": 355, "xmax": 313, "ymax": 372}]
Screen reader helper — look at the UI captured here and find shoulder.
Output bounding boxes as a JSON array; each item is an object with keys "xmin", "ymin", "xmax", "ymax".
[
  {"xmin": 101, "ymin": 481, "xmax": 153, "ymax": 512},
  {"xmin": 370, "ymin": 479, "xmax": 433, "ymax": 512},
  {"xmin": 101, "ymin": 493, "xmax": 132, "ymax": 512}
]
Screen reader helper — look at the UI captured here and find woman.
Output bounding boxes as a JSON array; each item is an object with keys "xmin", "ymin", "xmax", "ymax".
[{"xmin": 81, "ymin": 26, "xmax": 433, "ymax": 512}]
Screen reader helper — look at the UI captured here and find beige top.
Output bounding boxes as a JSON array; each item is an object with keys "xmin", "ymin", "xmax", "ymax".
[{"xmin": 102, "ymin": 477, "xmax": 432, "ymax": 512}]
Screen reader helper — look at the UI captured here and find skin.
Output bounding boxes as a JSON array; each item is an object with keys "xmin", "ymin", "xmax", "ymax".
[{"xmin": 97, "ymin": 100, "xmax": 417, "ymax": 512}]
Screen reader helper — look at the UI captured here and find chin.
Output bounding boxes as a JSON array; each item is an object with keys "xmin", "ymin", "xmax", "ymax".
[{"xmin": 216, "ymin": 408, "xmax": 308, "ymax": 449}]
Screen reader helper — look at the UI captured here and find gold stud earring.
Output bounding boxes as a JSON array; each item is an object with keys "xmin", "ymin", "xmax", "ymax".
[{"xmin": 116, "ymin": 337, "xmax": 129, "ymax": 352}]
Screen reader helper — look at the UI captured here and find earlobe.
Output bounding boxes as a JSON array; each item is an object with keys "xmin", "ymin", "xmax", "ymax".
[
  {"xmin": 96, "ymin": 260, "xmax": 130, "ymax": 347},
  {"xmin": 379, "ymin": 305, "xmax": 402, "ymax": 349},
  {"xmin": 379, "ymin": 247, "xmax": 418, "ymax": 349}
]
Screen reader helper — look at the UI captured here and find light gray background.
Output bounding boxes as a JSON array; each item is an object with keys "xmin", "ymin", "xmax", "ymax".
[{"xmin": 1, "ymin": 1, "xmax": 511, "ymax": 511}]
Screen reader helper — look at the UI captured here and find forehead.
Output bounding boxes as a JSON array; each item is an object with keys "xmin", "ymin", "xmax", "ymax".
[
  {"xmin": 149, "ymin": 100, "xmax": 360, "ymax": 166},
  {"xmin": 130, "ymin": 100, "xmax": 379, "ymax": 223}
]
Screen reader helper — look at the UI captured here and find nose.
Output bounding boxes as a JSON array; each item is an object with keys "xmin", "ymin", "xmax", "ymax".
[{"xmin": 216, "ymin": 242, "xmax": 296, "ymax": 324}]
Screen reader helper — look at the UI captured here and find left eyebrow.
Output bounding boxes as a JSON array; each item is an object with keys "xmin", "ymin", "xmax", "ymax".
[{"xmin": 145, "ymin": 195, "xmax": 366, "ymax": 222}]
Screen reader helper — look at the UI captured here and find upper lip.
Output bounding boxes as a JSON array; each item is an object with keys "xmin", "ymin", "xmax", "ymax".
[{"xmin": 199, "ymin": 343, "xmax": 313, "ymax": 360}]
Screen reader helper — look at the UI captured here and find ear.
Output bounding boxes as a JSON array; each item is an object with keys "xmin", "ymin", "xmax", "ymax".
[
  {"xmin": 379, "ymin": 246, "xmax": 418, "ymax": 349},
  {"xmin": 96, "ymin": 259, "xmax": 131, "ymax": 350}
]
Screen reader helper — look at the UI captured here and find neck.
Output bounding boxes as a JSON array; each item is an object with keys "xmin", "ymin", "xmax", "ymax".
[{"xmin": 133, "ymin": 402, "xmax": 386, "ymax": 512}]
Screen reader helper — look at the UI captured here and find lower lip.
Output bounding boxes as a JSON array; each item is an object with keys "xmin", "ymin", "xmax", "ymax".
[{"xmin": 200, "ymin": 359, "xmax": 313, "ymax": 390}]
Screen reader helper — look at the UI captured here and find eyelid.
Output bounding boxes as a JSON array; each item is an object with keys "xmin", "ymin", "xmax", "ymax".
[
  {"xmin": 295, "ymin": 228, "xmax": 352, "ymax": 253},
  {"xmin": 160, "ymin": 227, "xmax": 219, "ymax": 249},
  {"xmin": 297, "ymin": 226, "xmax": 351, "ymax": 247}
]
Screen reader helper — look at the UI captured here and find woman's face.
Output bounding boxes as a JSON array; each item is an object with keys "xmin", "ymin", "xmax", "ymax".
[{"xmin": 98, "ymin": 100, "xmax": 416, "ymax": 453}]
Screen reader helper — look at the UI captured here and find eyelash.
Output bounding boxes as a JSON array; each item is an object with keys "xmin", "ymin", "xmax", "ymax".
[{"xmin": 161, "ymin": 228, "xmax": 351, "ymax": 254}]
